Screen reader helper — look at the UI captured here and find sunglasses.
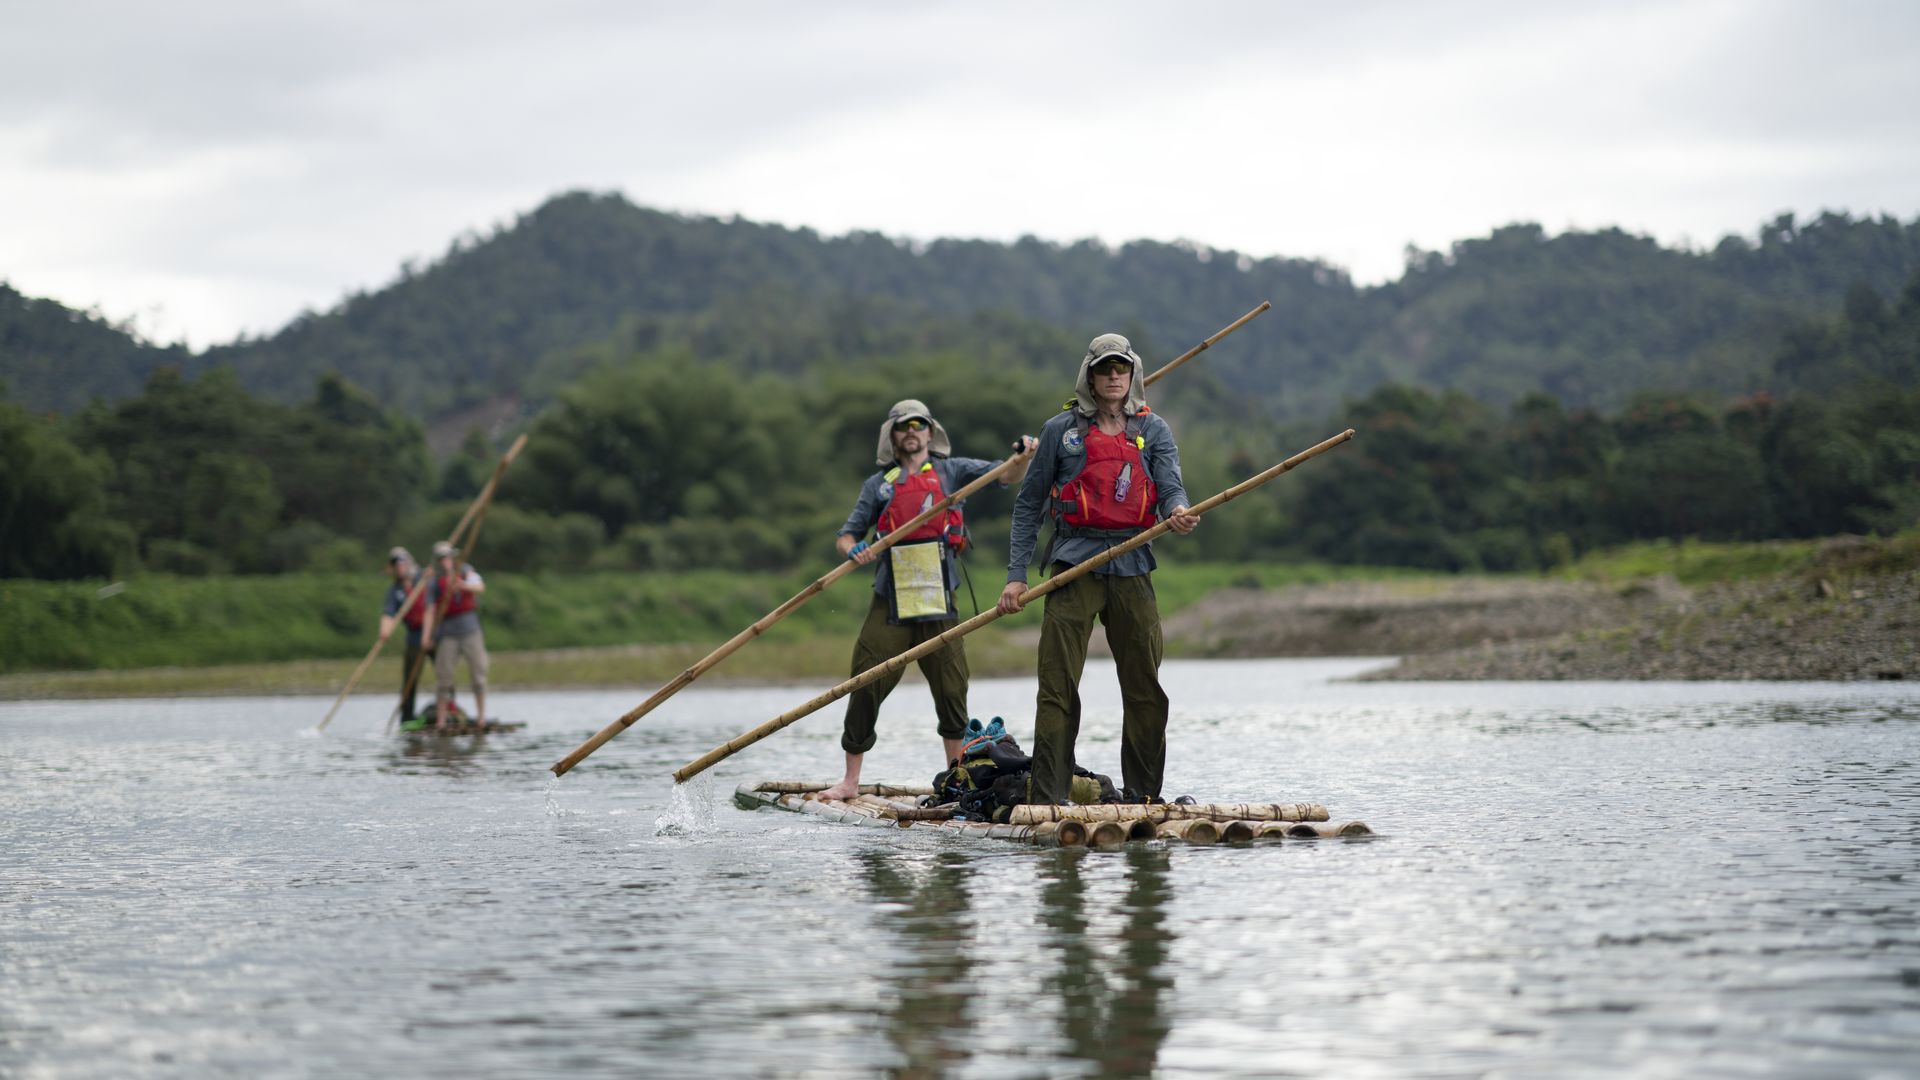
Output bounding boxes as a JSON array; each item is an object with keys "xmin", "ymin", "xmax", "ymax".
[
  {"xmin": 1092, "ymin": 361, "xmax": 1131, "ymax": 377},
  {"xmin": 893, "ymin": 418, "xmax": 929, "ymax": 432}
]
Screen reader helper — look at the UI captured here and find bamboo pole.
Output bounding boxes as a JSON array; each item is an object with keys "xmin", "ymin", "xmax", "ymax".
[
  {"xmin": 552, "ymin": 302, "xmax": 1276, "ymax": 777},
  {"xmin": 549, "ymin": 448, "xmax": 1029, "ymax": 775},
  {"xmin": 1087, "ymin": 820, "xmax": 1130, "ymax": 848},
  {"xmin": 1141, "ymin": 301, "xmax": 1270, "ymax": 388},
  {"xmin": 672, "ymin": 428, "xmax": 1356, "ymax": 784},
  {"xmin": 754, "ymin": 780, "xmax": 935, "ymax": 797},
  {"xmin": 316, "ymin": 434, "xmax": 527, "ymax": 732},
  {"xmin": 1219, "ymin": 820, "xmax": 1258, "ymax": 843},
  {"xmin": 1287, "ymin": 820, "xmax": 1374, "ymax": 838}
]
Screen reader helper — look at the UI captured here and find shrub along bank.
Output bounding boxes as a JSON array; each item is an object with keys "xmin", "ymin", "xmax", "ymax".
[{"xmin": 0, "ymin": 560, "xmax": 1410, "ymax": 674}]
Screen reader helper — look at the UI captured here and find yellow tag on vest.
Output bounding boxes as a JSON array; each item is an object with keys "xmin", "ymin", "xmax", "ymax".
[{"xmin": 889, "ymin": 541, "xmax": 947, "ymax": 620}]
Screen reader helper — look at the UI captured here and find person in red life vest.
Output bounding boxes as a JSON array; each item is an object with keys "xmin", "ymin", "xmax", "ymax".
[
  {"xmin": 816, "ymin": 398, "xmax": 1037, "ymax": 802},
  {"xmin": 997, "ymin": 334, "xmax": 1199, "ymax": 805},
  {"xmin": 420, "ymin": 540, "xmax": 490, "ymax": 731},
  {"xmin": 376, "ymin": 546, "xmax": 431, "ymax": 729}
]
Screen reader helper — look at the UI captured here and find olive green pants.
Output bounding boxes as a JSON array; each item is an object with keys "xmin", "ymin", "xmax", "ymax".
[
  {"xmin": 841, "ymin": 594, "xmax": 971, "ymax": 755},
  {"xmin": 1029, "ymin": 567, "xmax": 1168, "ymax": 804}
]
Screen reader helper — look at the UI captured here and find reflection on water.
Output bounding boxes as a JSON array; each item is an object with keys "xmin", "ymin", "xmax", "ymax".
[
  {"xmin": 861, "ymin": 851, "xmax": 975, "ymax": 1077},
  {"xmin": 4, "ymin": 664, "xmax": 1920, "ymax": 1078},
  {"xmin": 381, "ymin": 731, "xmax": 496, "ymax": 776},
  {"xmin": 861, "ymin": 846, "xmax": 1176, "ymax": 1079},
  {"xmin": 1038, "ymin": 847, "xmax": 1173, "ymax": 1078}
]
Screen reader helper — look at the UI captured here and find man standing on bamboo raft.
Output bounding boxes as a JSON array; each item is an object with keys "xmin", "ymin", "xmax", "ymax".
[
  {"xmin": 997, "ymin": 334, "xmax": 1198, "ymax": 805},
  {"xmin": 816, "ymin": 399, "xmax": 1037, "ymax": 802},
  {"xmin": 376, "ymin": 546, "xmax": 430, "ymax": 730},
  {"xmin": 421, "ymin": 540, "xmax": 490, "ymax": 731}
]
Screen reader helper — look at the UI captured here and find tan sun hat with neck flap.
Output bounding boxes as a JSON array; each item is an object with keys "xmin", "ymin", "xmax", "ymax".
[
  {"xmin": 874, "ymin": 398, "xmax": 952, "ymax": 466},
  {"xmin": 1073, "ymin": 333, "xmax": 1148, "ymax": 417}
]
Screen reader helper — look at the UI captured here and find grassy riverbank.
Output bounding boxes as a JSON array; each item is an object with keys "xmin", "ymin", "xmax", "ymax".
[
  {"xmin": 0, "ymin": 560, "xmax": 1415, "ymax": 698},
  {"xmin": 9, "ymin": 535, "xmax": 1908, "ymax": 698}
]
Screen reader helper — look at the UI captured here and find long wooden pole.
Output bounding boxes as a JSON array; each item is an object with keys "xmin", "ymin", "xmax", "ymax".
[
  {"xmin": 548, "ymin": 449, "xmax": 1029, "ymax": 775},
  {"xmin": 548, "ymin": 301, "xmax": 1274, "ymax": 777},
  {"xmin": 671, "ymin": 427, "xmax": 1355, "ymax": 784},
  {"xmin": 1143, "ymin": 301, "xmax": 1269, "ymax": 388},
  {"xmin": 315, "ymin": 433, "xmax": 527, "ymax": 732}
]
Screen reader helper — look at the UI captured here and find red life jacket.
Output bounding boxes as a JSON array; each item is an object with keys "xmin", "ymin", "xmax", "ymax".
[
  {"xmin": 1053, "ymin": 410, "xmax": 1158, "ymax": 536},
  {"xmin": 432, "ymin": 570, "xmax": 479, "ymax": 619},
  {"xmin": 876, "ymin": 461, "xmax": 967, "ymax": 551},
  {"xmin": 400, "ymin": 580, "xmax": 427, "ymax": 630}
]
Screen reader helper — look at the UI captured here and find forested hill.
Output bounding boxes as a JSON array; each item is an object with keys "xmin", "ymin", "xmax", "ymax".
[
  {"xmin": 0, "ymin": 285, "xmax": 193, "ymax": 415},
  {"xmin": 6, "ymin": 192, "xmax": 1919, "ymax": 424}
]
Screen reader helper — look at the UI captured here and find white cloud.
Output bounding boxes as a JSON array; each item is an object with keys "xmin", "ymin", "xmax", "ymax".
[{"xmin": 2, "ymin": 0, "xmax": 1916, "ymax": 348}]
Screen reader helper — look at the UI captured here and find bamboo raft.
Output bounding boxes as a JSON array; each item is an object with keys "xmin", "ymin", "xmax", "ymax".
[
  {"xmin": 734, "ymin": 781, "xmax": 1373, "ymax": 848},
  {"xmin": 402, "ymin": 719, "xmax": 526, "ymax": 737}
]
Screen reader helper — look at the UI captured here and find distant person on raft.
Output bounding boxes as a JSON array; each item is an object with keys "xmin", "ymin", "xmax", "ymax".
[
  {"xmin": 376, "ymin": 546, "xmax": 432, "ymax": 730},
  {"xmin": 421, "ymin": 540, "xmax": 490, "ymax": 731}
]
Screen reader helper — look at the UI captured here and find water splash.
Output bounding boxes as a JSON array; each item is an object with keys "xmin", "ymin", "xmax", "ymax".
[
  {"xmin": 544, "ymin": 775, "xmax": 583, "ymax": 817},
  {"xmin": 654, "ymin": 774, "xmax": 717, "ymax": 836}
]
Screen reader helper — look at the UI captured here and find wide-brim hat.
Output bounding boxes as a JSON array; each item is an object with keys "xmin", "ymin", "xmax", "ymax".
[
  {"xmin": 874, "ymin": 398, "xmax": 952, "ymax": 466},
  {"xmin": 431, "ymin": 540, "xmax": 458, "ymax": 559}
]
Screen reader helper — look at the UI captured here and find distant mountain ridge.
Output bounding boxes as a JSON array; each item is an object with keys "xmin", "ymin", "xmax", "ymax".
[{"xmin": 5, "ymin": 192, "xmax": 1917, "ymax": 425}]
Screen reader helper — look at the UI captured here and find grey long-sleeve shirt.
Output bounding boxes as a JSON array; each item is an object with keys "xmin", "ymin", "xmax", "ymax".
[
  {"xmin": 1005, "ymin": 409, "xmax": 1189, "ymax": 583},
  {"xmin": 840, "ymin": 455, "xmax": 1002, "ymax": 603}
]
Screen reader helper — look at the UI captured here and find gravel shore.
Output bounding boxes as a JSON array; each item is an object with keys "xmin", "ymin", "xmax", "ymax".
[{"xmin": 1164, "ymin": 549, "xmax": 1917, "ymax": 682}]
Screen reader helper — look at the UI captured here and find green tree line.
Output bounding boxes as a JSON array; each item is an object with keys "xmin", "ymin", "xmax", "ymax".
[{"xmin": 5, "ymin": 267, "xmax": 1915, "ymax": 583}]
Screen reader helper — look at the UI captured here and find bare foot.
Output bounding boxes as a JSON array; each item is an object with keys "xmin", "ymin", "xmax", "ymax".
[{"xmin": 814, "ymin": 781, "xmax": 859, "ymax": 802}]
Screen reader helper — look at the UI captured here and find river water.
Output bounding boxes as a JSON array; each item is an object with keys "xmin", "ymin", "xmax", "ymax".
[{"xmin": 4, "ymin": 658, "xmax": 1918, "ymax": 1078}]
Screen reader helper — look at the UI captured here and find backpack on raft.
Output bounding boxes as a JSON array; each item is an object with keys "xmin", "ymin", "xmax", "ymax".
[{"xmin": 932, "ymin": 718, "xmax": 1121, "ymax": 822}]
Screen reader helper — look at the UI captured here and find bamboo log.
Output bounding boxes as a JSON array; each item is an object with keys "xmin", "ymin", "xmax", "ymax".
[
  {"xmin": 1255, "ymin": 822, "xmax": 1294, "ymax": 839},
  {"xmin": 1005, "ymin": 802, "xmax": 1329, "ymax": 825},
  {"xmin": 1031, "ymin": 820, "xmax": 1089, "ymax": 848},
  {"xmin": 672, "ymin": 429, "xmax": 1356, "ymax": 783},
  {"xmin": 551, "ymin": 302, "xmax": 1273, "ymax": 776},
  {"xmin": 1087, "ymin": 820, "xmax": 1130, "ymax": 848},
  {"xmin": 1219, "ymin": 820, "xmax": 1258, "ymax": 843},
  {"xmin": 1127, "ymin": 818, "xmax": 1159, "ymax": 842},
  {"xmin": 1287, "ymin": 820, "xmax": 1374, "ymax": 838},
  {"xmin": 317, "ymin": 433, "xmax": 526, "ymax": 732},
  {"xmin": 1166, "ymin": 803, "xmax": 1329, "ymax": 824},
  {"xmin": 892, "ymin": 805, "xmax": 958, "ymax": 822},
  {"xmin": 1156, "ymin": 818, "xmax": 1221, "ymax": 845}
]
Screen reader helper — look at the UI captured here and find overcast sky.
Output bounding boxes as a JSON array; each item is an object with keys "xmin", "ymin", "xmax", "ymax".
[{"xmin": 3, "ymin": 0, "xmax": 1917, "ymax": 349}]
